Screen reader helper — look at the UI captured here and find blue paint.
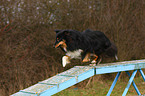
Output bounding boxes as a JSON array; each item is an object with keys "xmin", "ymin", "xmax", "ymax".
[
  {"xmin": 11, "ymin": 92, "xmax": 36, "ymax": 96},
  {"xmin": 39, "ymin": 78, "xmax": 76, "ymax": 96},
  {"xmin": 125, "ymin": 71, "xmax": 141, "ymax": 95},
  {"xmin": 139, "ymin": 69, "xmax": 145, "ymax": 81},
  {"xmin": 73, "ymin": 87, "xmax": 78, "ymax": 90},
  {"xmin": 95, "ymin": 63, "xmax": 145, "ymax": 75},
  {"xmin": 122, "ymin": 70, "xmax": 138, "ymax": 96},
  {"xmin": 77, "ymin": 68, "xmax": 94, "ymax": 82},
  {"xmin": 107, "ymin": 72, "xmax": 121, "ymax": 96}
]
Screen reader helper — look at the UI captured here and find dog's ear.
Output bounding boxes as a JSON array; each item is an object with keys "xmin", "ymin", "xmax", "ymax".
[
  {"xmin": 54, "ymin": 29, "xmax": 61, "ymax": 33},
  {"xmin": 63, "ymin": 30, "xmax": 70, "ymax": 36}
]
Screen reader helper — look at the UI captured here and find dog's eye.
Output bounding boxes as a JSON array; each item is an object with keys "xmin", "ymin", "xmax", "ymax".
[{"xmin": 57, "ymin": 38, "xmax": 60, "ymax": 41}]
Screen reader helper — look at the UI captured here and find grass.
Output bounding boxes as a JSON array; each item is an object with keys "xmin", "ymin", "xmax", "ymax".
[{"xmin": 54, "ymin": 75, "xmax": 145, "ymax": 96}]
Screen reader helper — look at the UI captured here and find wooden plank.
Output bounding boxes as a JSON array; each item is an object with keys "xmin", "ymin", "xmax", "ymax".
[
  {"xmin": 11, "ymin": 92, "xmax": 36, "ymax": 96},
  {"xmin": 38, "ymin": 75, "xmax": 76, "ymax": 95},
  {"xmin": 58, "ymin": 67, "xmax": 93, "ymax": 76},
  {"xmin": 58, "ymin": 67, "xmax": 94, "ymax": 82},
  {"xmin": 40, "ymin": 75, "xmax": 74, "ymax": 85},
  {"xmin": 95, "ymin": 59, "xmax": 145, "ymax": 74},
  {"xmin": 11, "ymin": 67, "xmax": 94, "ymax": 96},
  {"xmin": 75, "ymin": 59, "xmax": 145, "ymax": 74},
  {"xmin": 95, "ymin": 63, "xmax": 145, "ymax": 75},
  {"xmin": 20, "ymin": 84, "xmax": 56, "ymax": 96}
]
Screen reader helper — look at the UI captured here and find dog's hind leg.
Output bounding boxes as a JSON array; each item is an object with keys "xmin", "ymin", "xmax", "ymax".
[
  {"xmin": 96, "ymin": 56, "xmax": 102, "ymax": 65},
  {"xmin": 91, "ymin": 55, "xmax": 98, "ymax": 64},
  {"xmin": 115, "ymin": 55, "xmax": 118, "ymax": 60},
  {"xmin": 90, "ymin": 55, "xmax": 102, "ymax": 66}
]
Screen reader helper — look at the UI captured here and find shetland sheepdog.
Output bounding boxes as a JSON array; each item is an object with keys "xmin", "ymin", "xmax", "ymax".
[{"xmin": 54, "ymin": 29, "xmax": 118, "ymax": 67}]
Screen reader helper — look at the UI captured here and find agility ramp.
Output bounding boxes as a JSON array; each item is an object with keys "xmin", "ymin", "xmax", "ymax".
[{"xmin": 11, "ymin": 59, "xmax": 145, "ymax": 96}]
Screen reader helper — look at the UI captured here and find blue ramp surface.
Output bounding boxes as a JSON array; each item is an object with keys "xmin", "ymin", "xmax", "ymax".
[
  {"xmin": 11, "ymin": 59, "xmax": 145, "ymax": 96},
  {"xmin": 11, "ymin": 67, "xmax": 94, "ymax": 96}
]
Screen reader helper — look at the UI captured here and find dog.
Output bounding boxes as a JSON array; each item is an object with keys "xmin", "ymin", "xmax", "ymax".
[{"xmin": 54, "ymin": 29, "xmax": 118, "ymax": 67}]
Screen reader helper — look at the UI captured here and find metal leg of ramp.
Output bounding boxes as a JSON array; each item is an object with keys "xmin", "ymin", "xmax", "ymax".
[
  {"xmin": 107, "ymin": 69, "xmax": 145, "ymax": 96},
  {"xmin": 139, "ymin": 69, "xmax": 145, "ymax": 81},
  {"xmin": 107, "ymin": 72, "xmax": 121, "ymax": 96},
  {"xmin": 125, "ymin": 71, "xmax": 141, "ymax": 95},
  {"xmin": 122, "ymin": 70, "xmax": 138, "ymax": 96}
]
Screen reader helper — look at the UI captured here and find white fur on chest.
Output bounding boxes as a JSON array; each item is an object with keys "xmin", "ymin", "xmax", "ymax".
[{"xmin": 66, "ymin": 49, "xmax": 83, "ymax": 59}]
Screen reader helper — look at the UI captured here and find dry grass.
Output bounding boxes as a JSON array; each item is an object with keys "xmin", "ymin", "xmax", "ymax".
[{"xmin": 0, "ymin": 0, "xmax": 145, "ymax": 95}]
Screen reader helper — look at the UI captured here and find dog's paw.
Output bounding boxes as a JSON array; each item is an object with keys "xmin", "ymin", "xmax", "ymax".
[
  {"xmin": 91, "ymin": 60, "xmax": 96, "ymax": 64},
  {"xmin": 62, "ymin": 56, "xmax": 70, "ymax": 67},
  {"xmin": 82, "ymin": 59, "xmax": 90, "ymax": 62}
]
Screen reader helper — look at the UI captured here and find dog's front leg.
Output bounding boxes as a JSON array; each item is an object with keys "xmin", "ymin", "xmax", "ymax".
[
  {"xmin": 62, "ymin": 55, "xmax": 70, "ymax": 67},
  {"xmin": 82, "ymin": 52, "xmax": 90, "ymax": 62}
]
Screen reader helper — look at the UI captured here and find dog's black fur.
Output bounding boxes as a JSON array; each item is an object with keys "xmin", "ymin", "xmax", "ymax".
[{"xmin": 54, "ymin": 29, "xmax": 118, "ymax": 64}]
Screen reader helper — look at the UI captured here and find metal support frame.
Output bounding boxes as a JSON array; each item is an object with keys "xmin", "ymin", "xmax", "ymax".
[
  {"xmin": 139, "ymin": 69, "xmax": 145, "ymax": 81},
  {"xmin": 125, "ymin": 71, "xmax": 141, "ymax": 95},
  {"xmin": 107, "ymin": 72, "xmax": 121, "ymax": 96},
  {"xmin": 107, "ymin": 69, "xmax": 145, "ymax": 96},
  {"xmin": 122, "ymin": 70, "xmax": 138, "ymax": 96}
]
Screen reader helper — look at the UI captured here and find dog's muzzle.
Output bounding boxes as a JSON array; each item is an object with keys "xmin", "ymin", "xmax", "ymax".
[
  {"xmin": 54, "ymin": 42, "xmax": 60, "ymax": 48},
  {"xmin": 53, "ymin": 41, "xmax": 60, "ymax": 48},
  {"xmin": 54, "ymin": 41, "xmax": 66, "ymax": 48},
  {"xmin": 53, "ymin": 44, "xmax": 58, "ymax": 48}
]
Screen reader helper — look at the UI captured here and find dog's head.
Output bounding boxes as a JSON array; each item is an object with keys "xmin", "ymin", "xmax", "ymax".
[{"xmin": 54, "ymin": 30, "xmax": 70, "ymax": 49}]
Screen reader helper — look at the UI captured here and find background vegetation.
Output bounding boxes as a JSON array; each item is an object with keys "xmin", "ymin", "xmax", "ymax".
[{"xmin": 0, "ymin": 0, "xmax": 144, "ymax": 95}]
